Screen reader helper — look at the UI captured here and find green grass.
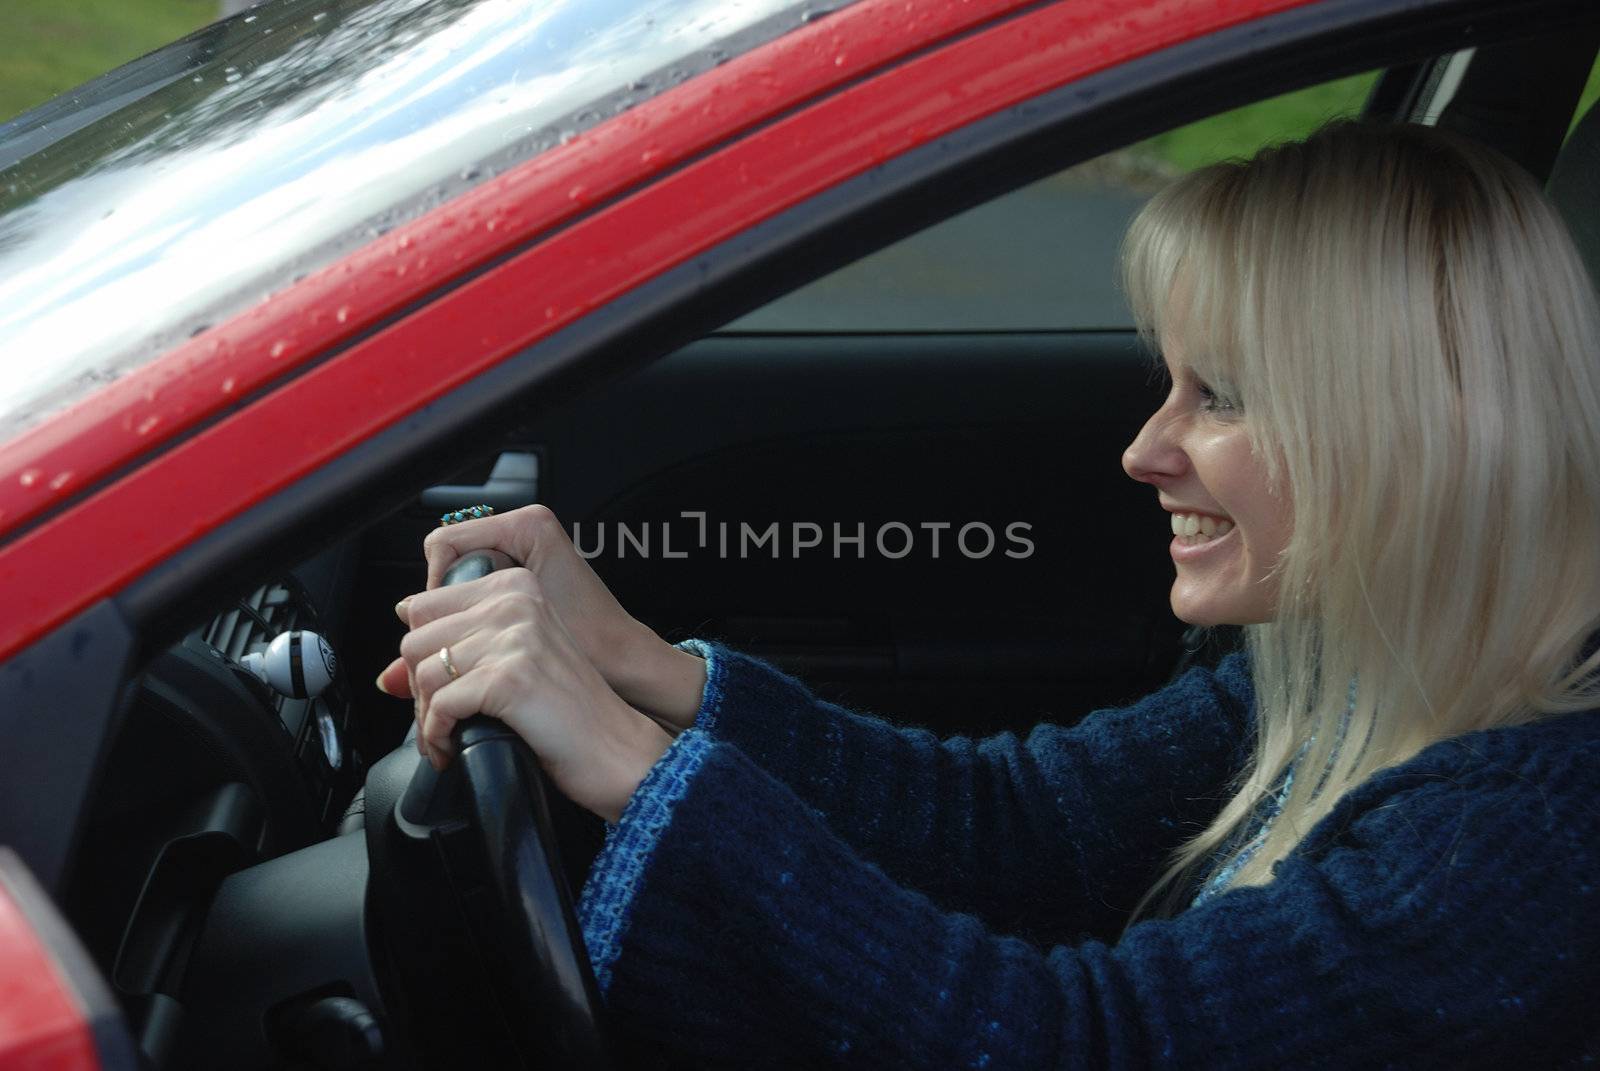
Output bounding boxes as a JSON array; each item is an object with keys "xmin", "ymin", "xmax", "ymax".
[
  {"xmin": 1138, "ymin": 70, "xmax": 1383, "ymax": 172},
  {"xmin": 0, "ymin": 0, "xmax": 214, "ymax": 122},
  {"xmin": 1571, "ymin": 53, "xmax": 1600, "ymax": 139}
]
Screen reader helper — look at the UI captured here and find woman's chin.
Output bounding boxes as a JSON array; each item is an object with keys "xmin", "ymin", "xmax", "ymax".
[{"xmin": 1169, "ymin": 586, "xmax": 1271, "ymax": 628}]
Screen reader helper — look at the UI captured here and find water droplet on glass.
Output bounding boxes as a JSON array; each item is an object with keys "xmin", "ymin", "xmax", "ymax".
[
  {"xmin": 19, "ymin": 469, "xmax": 41, "ymax": 488},
  {"xmin": 336, "ymin": 306, "xmax": 351, "ymax": 323},
  {"xmin": 49, "ymin": 472, "xmax": 73, "ymax": 492},
  {"xmin": 137, "ymin": 416, "xmax": 160, "ymax": 436},
  {"xmin": 192, "ymin": 75, "xmax": 204, "ymax": 84},
  {"xmin": 221, "ymin": 377, "xmax": 237, "ymax": 394},
  {"xmin": 459, "ymin": 167, "xmax": 481, "ymax": 181},
  {"xmin": 225, "ymin": 70, "xmax": 242, "ymax": 84},
  {"xmin": 270, "ymin": 340, "xmax": 289, "ymax": 358},
  {"xmin": 313, "ymin": 11, "xmax": 328, "ymax": 21},
  {"xmin": 567, "ymin": 184, "xmax": 587, "ymax": 202},
  {"xmin": 243, "ymin": 13, "xmax": 257, "ymax": 21}
]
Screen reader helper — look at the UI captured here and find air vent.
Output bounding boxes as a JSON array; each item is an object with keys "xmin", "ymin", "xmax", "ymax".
[{"xmin": 203, "ymin": 582, "xmax": 301, "ymax": 663}]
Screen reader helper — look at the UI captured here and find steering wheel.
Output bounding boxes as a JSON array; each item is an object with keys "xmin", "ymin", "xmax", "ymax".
[{"xmin": 362, "ymin": 552, "xmax": 610, "ymax": 1068}]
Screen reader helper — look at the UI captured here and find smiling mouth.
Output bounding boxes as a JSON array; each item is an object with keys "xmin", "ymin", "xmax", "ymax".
[{"xmin": 1169, "ymin": 511, "xmax": 1234, "ymax": 546}]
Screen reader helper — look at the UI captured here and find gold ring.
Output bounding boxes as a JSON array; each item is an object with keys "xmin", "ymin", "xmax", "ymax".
[{"xmin": 438, "ymin": 646, "xmax": 460, "ymax": 681}]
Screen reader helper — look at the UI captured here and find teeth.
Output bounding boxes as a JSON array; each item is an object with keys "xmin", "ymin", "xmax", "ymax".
[{"xmin": 1169, "ymin": 512, "xmax": 1233, "ymax": 544}]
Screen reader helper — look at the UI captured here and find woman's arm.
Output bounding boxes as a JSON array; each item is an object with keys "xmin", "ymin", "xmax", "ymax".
[
  {"xmin": 581, "ymin": 726, "xmax": 1600, "ymax": 1069},
  {"xmin": 664, "ymin": 640, "xmax": 1252, "ymax": 940},
  {"xmin": 380, "ymin": 502, "xmax": 1251, "ymax": 935}
]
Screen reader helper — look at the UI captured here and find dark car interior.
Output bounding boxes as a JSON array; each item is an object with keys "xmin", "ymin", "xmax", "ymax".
[{"xmin": 36, "ymin": 10, "xmax": 1600, "ymax": 1069}]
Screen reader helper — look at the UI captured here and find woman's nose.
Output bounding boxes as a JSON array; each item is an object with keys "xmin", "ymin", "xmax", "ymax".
[{"xmin": 1122, "ymin": 412, "xmax": 1186, "ymax": 486}]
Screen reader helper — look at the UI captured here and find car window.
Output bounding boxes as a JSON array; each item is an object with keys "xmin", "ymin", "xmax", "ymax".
[
  {"xmin": 1567, "ymin": 51, "xmax": 1600, "ymax": 138},
  {"xmin": 725, "ymin": 70, "xmax": 1380, "ymax": 333}
]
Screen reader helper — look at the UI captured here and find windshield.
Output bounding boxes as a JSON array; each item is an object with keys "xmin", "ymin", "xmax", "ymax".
[{"xmin": 0, "ymin": 0, "xmax": 851, "ymax": 442}]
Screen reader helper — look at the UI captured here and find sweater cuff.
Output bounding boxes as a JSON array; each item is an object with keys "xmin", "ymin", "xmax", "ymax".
[
  {"xmin": 671, "ymin": 638, "xmax": 727, "ymax": 735},
  {"xmin": 577, "ymin": 727, "xmax": 715, "ymax": 994}
]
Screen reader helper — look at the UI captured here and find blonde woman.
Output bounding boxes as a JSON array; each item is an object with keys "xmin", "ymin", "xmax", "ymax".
[{"xmin": 382, "ymin": 121, "xmax": 1600, "ymax": 1065}]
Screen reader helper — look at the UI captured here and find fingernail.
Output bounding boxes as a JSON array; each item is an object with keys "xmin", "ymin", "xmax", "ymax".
[
  {"xmin": 375, "ymin": 672, "xmax": 392, "ymax": 696},
  {"xmin": 394, "ymin": 597, "xmax": 411, "ymax": 623}
]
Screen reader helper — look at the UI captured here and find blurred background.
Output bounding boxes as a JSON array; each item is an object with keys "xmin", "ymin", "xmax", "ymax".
[{"xmin": 2, "ymin": 1, "xmax": 220, "ymax": 121}]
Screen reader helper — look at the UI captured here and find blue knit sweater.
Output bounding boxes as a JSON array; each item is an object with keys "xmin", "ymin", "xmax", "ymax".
[{"xmin": 576, "ymin": 642, "xmax": 1600, "ymax": 1067}]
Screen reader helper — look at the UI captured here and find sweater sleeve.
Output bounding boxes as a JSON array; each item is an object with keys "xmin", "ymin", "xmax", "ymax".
[
  {"xmin": 586, "ymin": 727, "xmax": 1600, "ymax": 1069},
  {"xmin": 668, "ymin": 639, "xmax": 1253, "ymax": 940}
]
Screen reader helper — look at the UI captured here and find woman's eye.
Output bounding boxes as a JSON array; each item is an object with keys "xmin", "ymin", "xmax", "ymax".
[{"xmin": 1196, "ymin": 381, "xmax": 1238, "ymax": 414}]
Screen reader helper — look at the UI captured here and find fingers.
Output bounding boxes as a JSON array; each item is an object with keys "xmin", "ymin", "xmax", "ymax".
[
  {"xmin": 408, "ymin": 628, "xmax": 488, "ymax": 706},
  {"xmin": 399, "ymin": 565, "xmax": 539, "ymax": 631},
  {"xmin": 376, "ymin": 656, "xmax": 412, "ymax": 698},
  {"xmin": 399, "ymin": 591, "xmax": 539, "ymax": 676},
  {"xmin": 418, "ymin": 669, "xmax": 499, "ymax": 770},
  {"xmin": 422, "ymin": 503, "xmax": 563, "ymax": 589}
]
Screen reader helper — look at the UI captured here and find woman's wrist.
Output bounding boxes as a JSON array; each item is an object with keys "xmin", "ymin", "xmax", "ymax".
[
  {"xmin": 610, "ymin": 628, "xmax": 708, "ymax": 733},
  {"xmin": 598, "ymin": 703, "xmax": 675, "ymax": 824}
]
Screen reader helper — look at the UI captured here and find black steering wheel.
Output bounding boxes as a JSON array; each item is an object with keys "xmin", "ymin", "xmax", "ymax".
[{"xmin": 362, "ymin": 552, "xmax": 610, "ymax": 1068}]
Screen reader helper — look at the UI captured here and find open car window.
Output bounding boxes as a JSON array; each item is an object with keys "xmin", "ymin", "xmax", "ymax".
[{"xmin": 725, "ymin": 68, "xmax": 1383, "ymax": 333}]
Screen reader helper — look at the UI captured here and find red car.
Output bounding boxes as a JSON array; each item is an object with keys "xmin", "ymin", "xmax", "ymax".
[{"xmin": 2, "ymin": 0, "xmax": 1596, "ymax": 1066}]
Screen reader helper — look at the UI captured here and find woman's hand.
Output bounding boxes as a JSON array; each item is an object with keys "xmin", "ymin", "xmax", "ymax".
[
  {"xmin": 395, "ymin": 567, "xmax": 672, "ymax": 822},
  {"xmin": 377, "ymin": 504, "xmax": 707, "ymax": 731}
]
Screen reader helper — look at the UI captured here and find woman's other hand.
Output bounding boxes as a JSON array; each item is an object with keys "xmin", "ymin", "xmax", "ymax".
[
  {"xmin": 377, "ymin": 503, "xmax": 706, "ymax": 731},
  {"xmin": 394, "ymin": 567, "xmax": 672, "ymax": 822}
]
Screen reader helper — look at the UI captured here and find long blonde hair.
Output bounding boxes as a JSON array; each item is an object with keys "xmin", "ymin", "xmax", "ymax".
[{"xmin": 1121, "ymin": 120, "xmax": 1600, "ymax": 913}]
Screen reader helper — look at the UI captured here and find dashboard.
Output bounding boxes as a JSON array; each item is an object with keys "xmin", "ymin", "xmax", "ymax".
[{"xmin": 62, "ymin": 542, "xmax": 373, "ymax": 1066}]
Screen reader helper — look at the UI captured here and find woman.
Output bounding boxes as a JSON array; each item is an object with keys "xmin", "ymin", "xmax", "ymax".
[{"xmin": 378, "ymin": 121, "xmax": 1600, "ymax": 1066}]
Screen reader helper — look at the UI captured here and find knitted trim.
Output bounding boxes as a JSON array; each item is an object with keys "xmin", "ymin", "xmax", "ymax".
[
  {"xmin": 578, "ymin": 728, "xmax": 716, "ymax": 994},
  {"xmin": 673, "ymin": 638, "xmax": 726, "ymax": 734}
]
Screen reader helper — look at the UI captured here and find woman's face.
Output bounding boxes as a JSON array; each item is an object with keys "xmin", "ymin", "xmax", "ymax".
[{"xmin": 1121, "ymin": 332, "xmax": 1292, "ymax": 626}]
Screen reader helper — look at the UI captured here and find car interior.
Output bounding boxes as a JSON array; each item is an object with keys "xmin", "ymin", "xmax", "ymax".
[{"xmin": 42, "ymin": 12, "xmax": 1600, "ymax": 1068}]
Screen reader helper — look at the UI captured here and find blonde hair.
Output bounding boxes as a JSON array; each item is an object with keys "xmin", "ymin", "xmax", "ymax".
[{"xmin": 1121, "ymin": 120, "xmax": 1600, "ymax": 914}]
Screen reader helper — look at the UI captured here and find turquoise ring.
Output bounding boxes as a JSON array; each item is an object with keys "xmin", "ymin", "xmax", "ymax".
[{"xmin": 439, "ymin": 504, "xmax": 495, "ymax": 526}]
